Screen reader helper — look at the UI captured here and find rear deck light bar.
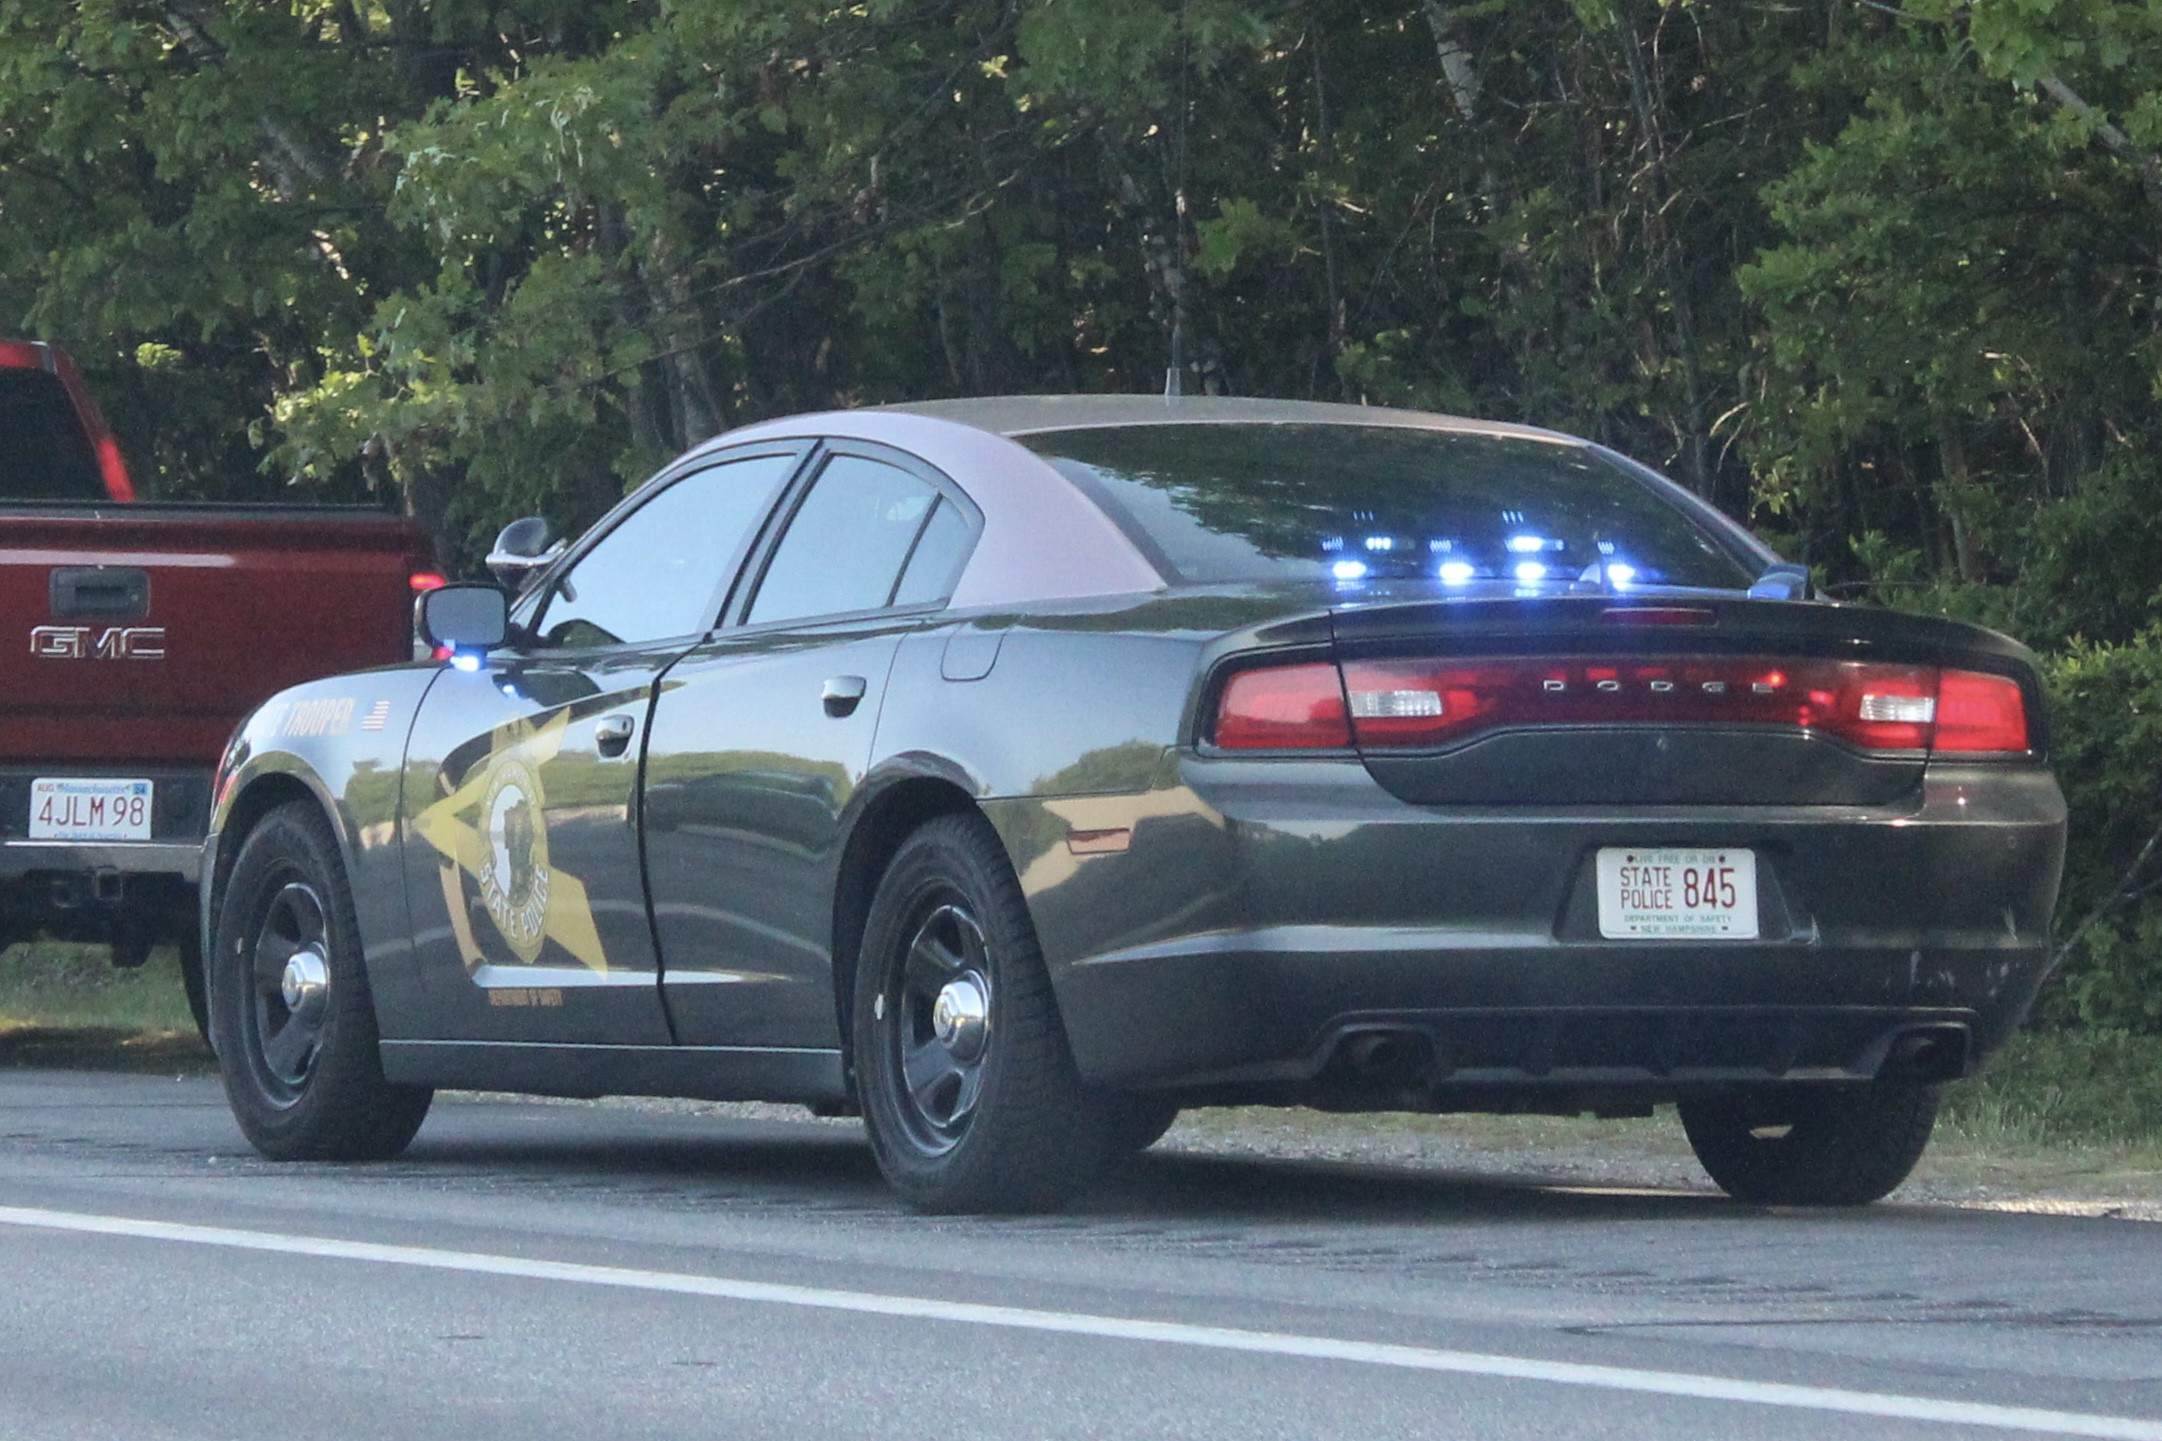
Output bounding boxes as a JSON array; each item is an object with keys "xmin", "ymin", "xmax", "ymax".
[{"xmin": 1213, "ymin": 656, "xmax": 2029, "ymax": 755}]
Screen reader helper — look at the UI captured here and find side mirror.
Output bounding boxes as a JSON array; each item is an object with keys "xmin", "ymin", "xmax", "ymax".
[
  {"xmin": 416, "ymin": 583, "xmax": 509, "ymax": 657},
  {"xmin": 486, "ymin": 516, "xmax": 565, "ymax": 590}
]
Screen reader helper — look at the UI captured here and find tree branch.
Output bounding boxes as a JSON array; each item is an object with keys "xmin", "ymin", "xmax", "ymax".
[
  {"xmin": 2035, "ymin": 74, "xmax": 2162, "ymax": 222},
  {"xmin": 2055, "ymin": 819, "xmax": 2162, "ymax": 966}
]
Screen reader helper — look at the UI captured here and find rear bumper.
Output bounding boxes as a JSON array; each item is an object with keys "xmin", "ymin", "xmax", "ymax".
[
  {"xmin": 1000, "ymin": 757, "xmax": 2066, "ymax": 1096},
  {"xmin": 0, "ymin": 840, "xmax": 201, "ymax": 882},
  {"xmin": 0, "ymin": 766, "xmax": 210, "ymax": 947},
  {"xmin": 0, "ymin": 766, "xmax": 211, "ymax": 878},
  {"xmin": 1055, "ymin": 930, "xmax": 2023, "ymax": 1093}
]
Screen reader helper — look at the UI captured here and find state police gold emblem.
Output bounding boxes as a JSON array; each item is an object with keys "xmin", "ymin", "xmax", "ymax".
[
  {"xmin": 479, "ymin": 756, "xmax": 551, "ymax": 961},
  {"xmin": 411, "ymin": 712, "xmax": 610, "ymax": 975}
]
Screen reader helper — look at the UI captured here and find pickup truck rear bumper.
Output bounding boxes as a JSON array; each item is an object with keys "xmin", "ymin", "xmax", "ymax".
[
  {"xmin": 0, "ymin": 767, "xmax": 210, "ymax": 957},
  {"xmin": 0, "ymin": 840, "xmax": 202, "ymax": 881}
]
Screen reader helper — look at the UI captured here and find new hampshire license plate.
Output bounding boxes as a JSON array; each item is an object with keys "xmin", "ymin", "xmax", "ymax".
[
  {"xmin": 29, "ymin": 778, "xmax": 154, "ymax": 842},
  {"xmin": 1596, "ymin": 847, "xmax": 1758, "ymax": 939}
]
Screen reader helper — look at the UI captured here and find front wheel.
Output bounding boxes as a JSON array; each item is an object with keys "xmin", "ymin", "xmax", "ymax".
[
  {"xmin": 852, "ymin": 814, "xmax": 1108, "ymax": 1213},
  {"xmin": 1678, "ymin": 1082, "xmax": 1938, "ymax": 1206},
  {"xmin": 210, "ymin": 801, "xmax": 432, "ymax": 1160}
]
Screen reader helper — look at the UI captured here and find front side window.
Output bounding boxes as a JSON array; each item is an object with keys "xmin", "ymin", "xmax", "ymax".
[
  {"xmin": 536, "ymin": 452, "xmax": 797, "ymax": 648},
  {"xmin": 747, "ymin": 454, "xmax": 955, "ymax": 624},
  {"xmin": 1018, "ymin": 424, "xmax": 1760, "ymax": 593}
]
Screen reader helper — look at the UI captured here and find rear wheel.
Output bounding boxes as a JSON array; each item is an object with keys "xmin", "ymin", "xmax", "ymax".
[
  {"xmin": 853, "ymin": 813, "xmax": 1108, "ymax": 1212},
  {"xmin": 211, "ymin": 801, "xmax": 432, "ymax": 1160},
  {"xmin": 1102, "ymin": 1095, "xmax": 1181, "ymax": 1157},
  {"xmin": 1679, "ymin": 1082, "xmax": 1938, "ymax": 1206}
]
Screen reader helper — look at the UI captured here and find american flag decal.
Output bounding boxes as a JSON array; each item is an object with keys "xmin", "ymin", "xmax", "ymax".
[{"xmin": 360, "ymin": 699, "xmax": 392, "ymax": 732}]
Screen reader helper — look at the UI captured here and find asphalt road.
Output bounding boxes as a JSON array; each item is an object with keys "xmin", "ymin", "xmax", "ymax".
[{"xmin": 3, "ymin": 1070, "xmax": 2161, "ymax": 1441}]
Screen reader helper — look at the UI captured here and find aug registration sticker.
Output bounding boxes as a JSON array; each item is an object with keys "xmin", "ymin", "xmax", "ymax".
[
  {"xmin": 29, "ymin": 778, "xmax": 154, "ymax": 842},
  {"xmin": 1596, "ymin": 847, "xmax": 1758, "ymax": 940}
]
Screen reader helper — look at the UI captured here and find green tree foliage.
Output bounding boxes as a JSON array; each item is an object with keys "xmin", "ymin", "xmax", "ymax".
[{"xmin": 2, "ymin": 1, "xmax": 2160, "ymax": 1021}]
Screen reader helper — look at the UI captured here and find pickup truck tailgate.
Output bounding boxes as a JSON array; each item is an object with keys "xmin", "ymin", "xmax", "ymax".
[{"xmin": 1, "ymin": 503, "xmax": 433, "ymax": 766}]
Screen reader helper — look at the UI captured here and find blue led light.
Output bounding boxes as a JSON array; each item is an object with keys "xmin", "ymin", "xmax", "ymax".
[
  {"xmin": 1438, "ymin": 560, "xmax": 1476, "ymax": 585},
  {"xmin": 450, "ymin": 652, "xmax": 482, "ymax": 672},
  {"xmin": 1332, "ymin": 559, "xmax": 1371, "ymax": 582},
  {"xmin": 1514, "ymin": 561, "xmax": 1548, "ymax": 583},
  {"xmin": 1506, "ymin": 535, "xmax": 1547, "ymax": 554},
  {"xmin": 1363, "ymin": 535, "xmax": 1396, "ymax": 553},
  {"xmin": 1606, "ymin": 561, "xmax": 1637, "ymax": 588}
]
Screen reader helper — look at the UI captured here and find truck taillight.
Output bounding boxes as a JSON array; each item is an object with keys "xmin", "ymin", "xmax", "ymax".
[{"xmin": 1214, "ymin": 656, "xmax": 2030, "ymax": 755}]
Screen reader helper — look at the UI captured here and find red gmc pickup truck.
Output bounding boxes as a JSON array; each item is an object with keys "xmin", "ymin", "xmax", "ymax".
[{"xmin": 0, "ymin": 341, "xmax": 440, "ymax": 1029}]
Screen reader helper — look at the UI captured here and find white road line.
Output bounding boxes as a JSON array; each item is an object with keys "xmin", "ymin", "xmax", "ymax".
[{"xmin": 0, "ymin": 1203, "xmax": 2152, "ymax": 1439}]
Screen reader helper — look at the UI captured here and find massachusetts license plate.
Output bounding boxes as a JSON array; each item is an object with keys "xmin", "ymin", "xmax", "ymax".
[
  {"xmin": 29, "ymin": 778, "xmax": 153, "ymax": 842},
  {"xmin": 1596, "ymin": 848, "xmax": 1758, "ymax": 939}
]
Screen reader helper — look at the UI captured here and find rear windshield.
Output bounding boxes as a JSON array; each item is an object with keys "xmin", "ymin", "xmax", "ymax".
[
  {"xmin": 1018, "ymin": 424, "xmax": 1758, "ymax": 592},
  {"xmin": 0, "ymin": 370, "xmax": 103, "ymax": 501}
]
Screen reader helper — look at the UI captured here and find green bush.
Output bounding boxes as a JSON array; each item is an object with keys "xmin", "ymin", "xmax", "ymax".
[{"xmin": 2036, "ymin": 629, "xmax": 2162, "ymax": 1031}]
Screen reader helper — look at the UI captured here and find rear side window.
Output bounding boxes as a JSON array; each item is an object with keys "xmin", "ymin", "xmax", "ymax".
[
  {"xmin": 748, "ymin": 455, "xmax": 952, "ymax": 623},
  {"xmin": 1019, "ymin": 424, "xmax": 1759, "ymax": 592},
  {"xmin": 0, "ymin": 371, "xmax": 103, "ymax": 501}
]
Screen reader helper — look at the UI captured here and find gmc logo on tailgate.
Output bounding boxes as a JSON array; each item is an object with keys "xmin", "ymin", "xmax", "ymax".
[{"xmin": 30, "ymin": 625, "xmax": 166, "ymax": 660}]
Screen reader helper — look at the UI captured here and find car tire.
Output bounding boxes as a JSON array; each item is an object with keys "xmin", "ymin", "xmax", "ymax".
[
  {"xmin": 852, "ymin": 813, "xmax": 1108, "ymax": 1213},
  {"xmin": 1678, "ymin": 1082, "xmax": 1938, "ymax": 1206},
  {"xmin": 1102, "ymin": 1094, "xmax": 1181, "ymax": 1157},
  {"xmin": 178, "ymin": 932, "xmax": 211, "ymax": 1048},
  {"xmin": 210, "ymin": 801, "xmax": 432, "ymax": 1161}
]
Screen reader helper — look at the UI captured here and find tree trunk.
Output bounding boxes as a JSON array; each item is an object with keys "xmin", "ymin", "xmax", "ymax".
[{"xmin": 1610, "ymin": 1, "xmax": 1712, "ymax": 500}]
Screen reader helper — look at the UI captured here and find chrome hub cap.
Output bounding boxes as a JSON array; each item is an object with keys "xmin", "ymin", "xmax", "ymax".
[
  {"xmin": 280, "ymin": 948, "xmax": 330, "ymax": 1020},
  {"xmin": 932, "ymin": 974, "xmax": 990, "ymax": 1062}
]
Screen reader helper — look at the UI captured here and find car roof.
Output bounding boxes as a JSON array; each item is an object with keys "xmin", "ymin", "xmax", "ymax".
[
  {"xmin": 874, "ymin": 393, "xmax": 1580, "ymax": 444},
  {"xmin": 701, "ymin": 396, "xmax": 1597, "ymax": 610}
]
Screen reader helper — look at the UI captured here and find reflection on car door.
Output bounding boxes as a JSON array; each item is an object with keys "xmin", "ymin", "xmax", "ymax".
[
  {"xmin": 398, "ymin": 449, "xmax": 801, "ymax": 1044},
  {"xmin": 644, "ymin": 446, "xmax": 979, "ymax": 1048}
]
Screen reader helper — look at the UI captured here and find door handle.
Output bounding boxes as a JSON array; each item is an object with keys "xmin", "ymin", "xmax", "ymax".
[
  {"xmin": 822, "ymin": 675, "xmax": 869, "ymax": 718},
  {"xmin": 595, "ymin": 713, "xmax": 637, "ymax": 758}
]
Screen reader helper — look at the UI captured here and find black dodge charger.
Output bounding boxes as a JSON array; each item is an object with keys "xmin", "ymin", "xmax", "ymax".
[{"xmin": 201, "ymin": 397, "xmax": 2067, "ymax": 1212}]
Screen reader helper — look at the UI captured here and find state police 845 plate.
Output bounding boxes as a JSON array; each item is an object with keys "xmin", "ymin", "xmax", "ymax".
[{"xmin": 1596, "ymin": 848, "xmax": 1758, "ymax": 940}]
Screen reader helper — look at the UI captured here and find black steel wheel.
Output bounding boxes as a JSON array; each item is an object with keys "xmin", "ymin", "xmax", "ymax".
[
  {"xmin": 853, "ymin": 813, "xmax": 1108, "ymax": 1213},
  {"xmin": 1679, "ymin": 1082, "xmax": 1939, "ymax": 1206},
  {"xmin": 211, "ymin": 801, "xmax": 432, "ymax": 1160}
]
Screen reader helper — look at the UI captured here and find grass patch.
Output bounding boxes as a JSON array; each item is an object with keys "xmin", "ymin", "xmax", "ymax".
[
  {"xmin": 0, "ymin": 942, "xmax": 207, "ymax": 1069},
  {"xmin": 1941, "ymin": 1029, "xmax": 2162, "ymax": 1151}
]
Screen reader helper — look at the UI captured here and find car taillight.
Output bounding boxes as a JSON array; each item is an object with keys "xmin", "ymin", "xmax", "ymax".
[
  {"xmin": 1216, "ymin": 655, "xmax": 2029, "ymax": 755},
  {"xmin": 1214, "ymin": 663, "xmax": 1352, "ymax": 749},
  {"xmin": 1934, "ymin": 669, "xmax": 2029, "ymax": 753}
]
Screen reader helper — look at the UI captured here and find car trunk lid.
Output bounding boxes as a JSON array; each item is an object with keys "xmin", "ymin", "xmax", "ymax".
[{"xmin": 1321, "ymin": 596, "xmax": 2036, "ymax": 807}]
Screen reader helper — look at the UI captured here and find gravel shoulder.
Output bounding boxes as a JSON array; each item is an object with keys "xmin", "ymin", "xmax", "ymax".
[{"xmin": 9, "ymin": 1024, "xmax": 2160, "ymax": 1219}]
